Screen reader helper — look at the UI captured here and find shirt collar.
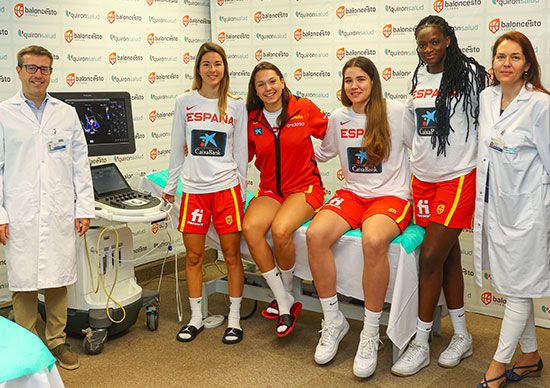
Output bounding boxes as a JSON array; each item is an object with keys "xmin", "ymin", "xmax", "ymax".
[{"xmin": 19, "ymin": 90, "xmax": 50, "ymax": 109}]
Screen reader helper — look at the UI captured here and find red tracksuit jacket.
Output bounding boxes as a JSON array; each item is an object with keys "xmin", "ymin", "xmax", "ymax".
[{"xmin": 248, "ymin": 95, "xmax": 328, "ymax": 197}]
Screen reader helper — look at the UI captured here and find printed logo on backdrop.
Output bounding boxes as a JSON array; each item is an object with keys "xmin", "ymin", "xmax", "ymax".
[
  {"xmin": 433, "ymin": 0, "xmax": 482, "ymax": 13},
  {"xmin": 256, "ymin": 32, "xmax": 287, "ymax": 41},
  {"xmin": 131, "ymin": 94, "xmax": 145, "ymax": 102},
  {"xmin": 65, "ymin": 9, "xmax": 100, "ymax": 21},
  {"xmin": 146, "ymin": 32, "xmax": 178, "ymax": 45},
  {"xmin": 147, "ymin": 0, "xmax": 179, "ymax": 5},
  {"xmin": 111, "ymin": 74, "xmax": 143, "ymax": 84},
  {"xmin": 182, "ymin": 15, "xmax": 210, "ymax": 27},
  {"xmin": 147, "ymin": 71, "xmax": 179, "ymax": 84},
  {"xmin": 183, "ymin": 0, "xmax": 209, "ymax": 5},
  {"xmin": 335, "ymin": 5, "xmax": 376, "ymax": 19},
  {"xmin": 190, "ymin": 130, "xmax": 227, "ymax": 157},
  {"xmin": 295, "ymin": 48, "xmax": 329, "ymax": 61},
  {"xmin": 108, "ymin": 52, "xmax": 145, "ymax": 65},
  {"xmin": 106, "ymin": 10, "xmax": 142, "ymax": 23},
  {"xmin": 219, "ymin": 15, "xmax": 249, "ymax": 23},
  {"xmin": 13, "ymin": 3, "xmax": 57, "ymax": 18},
  {"xmin": 338, "ymin": 27, "xmax": 375, "ymax": 39},
  {"xmin": 481, "ymin": 291, "xmax": 507, "ymax": 307},
  {"xmin": 336, "ymin": 90, "xmax": 342, "ymax": 101},
  {"xmin": 110, "ymin": 33, "xmax": 142, "ymax": 44},
  {"xmin": 384, "ymin": 91, "xmax": 408, "ymax": 101},
  {"xmin": 381, "ymin": 67, "xmax": 411, "ymax": 82},
  {"xmin": 149, "ymin": 109, "xmax": 173, "ymax": 122},
  {"xmin": 384, "ymin": 47, "xmax": 416, "ymax": 58},
  {"xmin": 217, "ymin": 31, "xmax": 250, "ymax": 44},
  {"xmin": 149, "ymin": 15, "xmax": 177, "ymax": 24},
  {"xmin": 385, "ymin": 3, "xmax": 424, "ymax": 13},
  {"xmin": 65, "ymin": 73, "xmax": 105, "ymax": 87},
  {"xmin": 255, "ymin": 49, "xmax": 289, "ymax": 62},
  {"xmin": 151, "ymin": 130, "xmax": 171, "ymax": 140},
  {"xmin": 382, "ymin": 23, "xmax": 416, "ymax": 38},
  {"xmin": 253, "ymin": 10, "xmax": 289, "ymax": 24},
  {"xmin": 295, "ymin": 90, "xmax": 330, "ymax": 100},
  {"xmin": 17, "ymin": 29, "xmax": 56, "ymax": 40},
  {"xmin": 293, "ymin": 28, "xmax": 331, "ymax": 42},
  {"xmin": 67, "ymin": 53, "xmax": 102, "ymax": 64},
  {"xmin": 487, "ymin": 17, "xmax": 542, "ymax": 34},
  {"xmin": 293, "ymin": 68, "xmax": 331, "ymax": 81},
  {"xmin": 336, "ymin": 169, "xmax": 344, "ymax": 181},
  {"xmin": 149, "ymin": 54, "xmax": 178, "ymax": 63},
  {"xmin": 336, "ymin": 47, "xmax": 377, "ymax": 62},
  {"xmin": 541, "ymin": 305, "xmax": 550, "ymax": 315},
  {"xmin": 0, "ymin": 73, "xmax": 12, "ymax": 83},
  {"xmin": 491, "ymin": 0, "xmax": 541, "ymax": 6},
  {"xmin": 295, "ymin": 10, "xmax": 329, "ymax": 19},
  {"xmin": 228, "ymin": 52, "xmax": 249, "ymax": 60},
  {"xmin": 64, "ymin": 29, "xmax": 103, "ymax": 43},
  {"xmin": 113, "ymin": 153, "xmax": 145, "ymax": 163}
]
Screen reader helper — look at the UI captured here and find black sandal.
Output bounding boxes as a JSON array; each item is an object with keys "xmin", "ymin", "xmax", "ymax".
[
  {"xmin": 476, "ymin": 372, "xmax": 507, "ymax": 388},
  {"xmin": 222, "ymin": 327, "xmax": 244, "ymax": 345},
  {"xmin": 176, "ymin": 325, "xmax": 203, "ymax": 343},
  {"xmin": 505, "ymin": 358, "xmax": 543, "ymax": 382},
  {"xmin": 261, "ymin": 300, "xmax": 279, "ymax": 320},
  {"xmin": 276, "ymin": 302, "xmax": 302, "ymax": 338}
]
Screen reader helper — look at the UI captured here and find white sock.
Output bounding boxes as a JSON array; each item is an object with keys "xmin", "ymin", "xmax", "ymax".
[
  {"xmin": 448, "ymin": 307, "xmax": 468, "ymax": 336},
  {"xmin": 279, "ymin": 265, "xmax": 295, "ymax": 295},
  {"xmin": 363, "ymin": 308, "xmax": 382, "ymax": 338},
  {"xmin": 188, "ymin": 297, "xmax": 203, "ymax": 328},
  {"xmin": 415, "ymin": 318, "xmax": 432, "ymax": 346},
  {"xmin": 227, "ymin": 296, "xmax": 242, "ymax": 330},
  {"xmin": 262, "ymin": 267, "xmax": 294, "ymax": 315},
  {"xmin": 320, "ymin": 295, "xmax": 340, "ymax": 322}
]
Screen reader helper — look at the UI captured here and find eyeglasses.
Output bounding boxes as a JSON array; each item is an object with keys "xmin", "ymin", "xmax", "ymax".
[{"xmin": 20, "ymin": 64, "xmax": 53, "ymax": 75}]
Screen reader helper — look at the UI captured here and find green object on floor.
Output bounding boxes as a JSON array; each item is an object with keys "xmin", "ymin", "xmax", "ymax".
[
  {"xmin": 146, "ymin": 170, "xmax": 425, "ymax": 253},
  {"xmin": 0, "ymin": 316, "xmax": 56, "ymax": 383}
]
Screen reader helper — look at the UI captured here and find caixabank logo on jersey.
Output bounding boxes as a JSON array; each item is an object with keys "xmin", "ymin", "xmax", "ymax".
[
  {"xmin": 255, "ymin": 32, "xmax": 288, "ymax": 42},
  {"xmin": 415, "ymin": 107, "xmax": 437, "ymax": 136},
  {"xmin": 293, "ymin": 68, "xmax": 331, "ymax": 81},
  {"xmin": 108, "ymin": 52, "xmax": 144, "ymax": 65},
  {"xmin": 190, "ymin": 130, "xmax": 226, "ymax": 157},
  {"xmin": 490, "ymin": 0, "xmax": 540, "ymax": 7},
  {"xmin": 254, "ymin": 49, "xmax": 290, "ymax": 62},
  {"xmin": 16, "ymin": 29, "xmax": 56, "ymax": 41},
  {"xmin": 217, "ymin": 31, "xmax": 250, "ymax": 44},
  {"xmin": 65, "ymin": 73, "xmax": 105, "ymax": 87},
  {"xmin": 182, "ymin": 15, "xmax": 210, "ymax": 27},
  {"xmin": 149, "ymin": 15, "xmax": 177, "ymax": 24},
  {"xmin": 64, "ymin": 29, "xmax": 103, "ymax": 44},
  {"xmin": 13, "ymin": 3, "xmax": 57, "ymax": 19},
  {"xmin": 384, "ymin": 3, "xmax": 424, "ymax": 13},
  {"xmin": 147, "ymin": 33, "xmax": 179, "ymax": 45},
  {"xmin": 219, "ymin": 15, "xmax": 249, "ymax": 24},
  {"xmin": 432, "ymin": 0, "xmax": 482, "ymax": 13},
  {"xmin": 66, "ymin": 53, "xmax": 102, "ymax": 64},
  {"xmin": 336, "ymin": 47, "xmax": 377, "ymax": 61},
  {"xmin": 381, "ymin": 67, "xmax": 411, "ymax": 82},
  {"xmin": 150, "ymin": 54, "xmax": 178, "ymax": 64},
  {"xmin": 106, "ymin": 10, "xmax": 142, "ymax": 24},
  {"xmin": 65, "ymin": 9, "xmax": 100, "ymax": 21},
  {"xmin": 109, "ymin": 33, "xmax": 142, "ymax": 44},
  {"xmin": 335, "ymin": 5, "xmax": 376, "ymax": 19},
  {"xmin": 382, "ymin": 22, "xmax": 416, "ymax": 38},
  {"xmin": 337, "ymin": 27, "xmax": 375, "ymax": 39},
  {"xmin": 487, "ymin": 17, "xmax": 542, "ymax": 34},
  {"xmin": 293, "ymin": 27, "xmax": 331, "ymax": 42},
  {"xmin": 147, "ymin": 71, "xmax": 179, "ymax": 85},
  {"xmin": 347, "ymin": 148, "xmax": 382, "ymax": 174},
  {"xmin": 253, "ymin": 10, "xmax": 289, "ymax": 24}
]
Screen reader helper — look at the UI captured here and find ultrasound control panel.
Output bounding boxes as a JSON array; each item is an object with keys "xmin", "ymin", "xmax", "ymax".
[{"xmin": 91, "ymin": 163, "xmax": 161, "ymax": 212}]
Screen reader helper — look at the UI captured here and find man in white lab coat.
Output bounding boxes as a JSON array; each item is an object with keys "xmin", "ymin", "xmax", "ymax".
[{"xmin": 0, "ymin": 45, "xmax": 95, "ymax": 370}]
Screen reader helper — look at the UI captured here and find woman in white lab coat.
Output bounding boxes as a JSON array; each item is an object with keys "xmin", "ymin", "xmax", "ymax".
[{"xmin": 474, "ymin": 31, "xmax": 550, "ymax": 388}]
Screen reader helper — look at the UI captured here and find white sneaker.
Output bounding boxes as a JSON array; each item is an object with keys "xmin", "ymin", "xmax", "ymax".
[
  {"xmin": 314, "ymin": 313, "xmax": 350, "ymax": 365},
  {"xmin": 438, "ymin": 333, "xmax": 473, "ymax": 368},
  {"xmin": 391, "ymin": 341, "xmax": 430, "ymax": 376},
  {"xmin": 353, "ymin": 330, "xmax": 381, "ymax": 378}
]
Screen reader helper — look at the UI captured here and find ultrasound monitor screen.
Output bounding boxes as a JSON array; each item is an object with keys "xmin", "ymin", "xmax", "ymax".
[
  {"xmin": 91, "ymin": 163, "xmax": 131, "ymax": 197},
  {"xmin": 50, "ymin": 92, "xmax": 135, "ymax": 156}
]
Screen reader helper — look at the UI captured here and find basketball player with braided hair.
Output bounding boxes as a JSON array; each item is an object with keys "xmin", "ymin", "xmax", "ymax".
[{"xmin": 392, "ymin": 15, "xmax": 488, "ymax": 376}]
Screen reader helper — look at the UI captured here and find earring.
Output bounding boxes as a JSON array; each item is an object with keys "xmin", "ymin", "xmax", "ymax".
[{"xmin": 523, "ymin": 71, "xmax": 529, "ymax": 79}]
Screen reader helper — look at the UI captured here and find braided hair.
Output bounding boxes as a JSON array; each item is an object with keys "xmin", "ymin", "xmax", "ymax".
[{"xmin": 411, "ymin": 15, "xmax": 488, "ymax": 156}]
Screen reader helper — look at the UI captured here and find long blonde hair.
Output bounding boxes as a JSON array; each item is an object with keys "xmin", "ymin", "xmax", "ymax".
[
  {"xmin": 341, "ymin": 57, "xmax": 391, "ymax": 167},
  {"xmin": 192, "ymin": 42, "xmax": 232, "ymax": 118}
]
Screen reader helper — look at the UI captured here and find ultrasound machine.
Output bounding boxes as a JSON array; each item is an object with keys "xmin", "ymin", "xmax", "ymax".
[{"xmin": 38, "ymin": 92, "xmax": 169, "ymax": 354}]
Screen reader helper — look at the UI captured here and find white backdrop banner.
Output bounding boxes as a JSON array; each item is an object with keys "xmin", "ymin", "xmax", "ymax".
[
  {"xmin": 0, "ymin": 0, "xmax": 211, "ymax": 303},
  {"xmin": 210, "ymin": 0, "xmax": 550, "ymax": 327}
]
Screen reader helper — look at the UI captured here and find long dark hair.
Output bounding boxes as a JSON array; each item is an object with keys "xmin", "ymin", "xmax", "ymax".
[
  {"xmin": 491, "ymin": 31, "xmax": 549, "ymax": 95},
  {"xmin": 247, "ymin": 61, "xmax": 292, "ymax": 127},
  {"xmin": 192, "ymin": 42, "xmax": 231, "ymax": 118},
  {"xmin": 341, "ymin": 57, "xmax": 390, "ymax": 167},
  {"xmin": 411, "ymin": 15, "xmax": 488, "ymax": 156}
]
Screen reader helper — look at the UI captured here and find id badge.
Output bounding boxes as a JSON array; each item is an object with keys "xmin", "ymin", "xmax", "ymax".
[
  {"xmin": 48, "ymin": 138, "xmax": 67, "ymax": 153},
  {"xmin": 489, "ymin": 137, "xmax": 504, "ymax": 153}
]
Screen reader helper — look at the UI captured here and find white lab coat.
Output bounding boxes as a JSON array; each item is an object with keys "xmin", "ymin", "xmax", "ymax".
[
  {"xmin": 0, "ymin": 92, "xmax": 95, "ymax": 291},
  {"xmin": 473, "ymin": 84, "xmax": 550, "ymax": 297}
]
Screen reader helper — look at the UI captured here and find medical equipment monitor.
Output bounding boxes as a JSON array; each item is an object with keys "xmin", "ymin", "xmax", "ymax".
[
  {"xmin": 91, "ymin": 163, "xmax": 131, "ymax": 198},
  {"xmin": 50, "ymin": 91, "xmax": 135, "ymax": 156}
]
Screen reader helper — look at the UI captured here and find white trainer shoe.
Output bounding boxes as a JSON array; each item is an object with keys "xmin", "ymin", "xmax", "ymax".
[
  {"xmin": 438, "ymin": 333, "xmax": 473, "ymax": 368},
  {"xmin": 314, "ymin": 313, "xmax": 350, "ymax": 365},
  {"xmin": 391, "ymin": 340, "xmax": 430, "ymax": 376},
  {"xmin": 353, "ymin": 330, "xmax": 381, "ymax": 378}
]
